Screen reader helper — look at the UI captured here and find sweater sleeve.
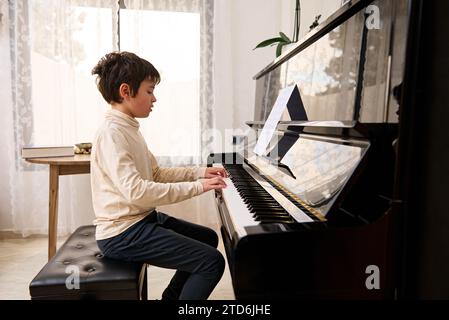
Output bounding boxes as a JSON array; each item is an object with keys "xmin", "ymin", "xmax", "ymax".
[
  {"xmin": 149, "ymin": 150, "xmax": 206, "ymax": 183},
  {"xmin": 97, "ymin": 129, "xmax": 204, "ymax": 207}
]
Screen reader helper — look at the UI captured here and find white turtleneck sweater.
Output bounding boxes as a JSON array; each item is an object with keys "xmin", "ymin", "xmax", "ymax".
[{"xmin": 91, "ymin": 109, "xmax": 205, "ymax": 240}]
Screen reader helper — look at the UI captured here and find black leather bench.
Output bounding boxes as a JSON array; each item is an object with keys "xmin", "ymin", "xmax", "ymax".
[{"xmin": 29, "ymin": 225, "xmax": 147, "ymax": 300}]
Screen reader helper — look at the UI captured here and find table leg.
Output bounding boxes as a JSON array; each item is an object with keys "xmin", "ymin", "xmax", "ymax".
[{"xmin": 48, "ymin": 165, "xmax": 59, "ymax": 260}]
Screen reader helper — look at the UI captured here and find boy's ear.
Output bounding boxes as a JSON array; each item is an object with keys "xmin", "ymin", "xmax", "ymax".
[{"xmin": 119, "ymin": 83, "xmax": 131, "ymax": 99}]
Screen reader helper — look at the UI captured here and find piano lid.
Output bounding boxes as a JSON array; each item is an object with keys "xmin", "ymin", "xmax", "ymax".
[{"xmin": 241, "ymin": 126, "xmax": 370, "ymax": 218}]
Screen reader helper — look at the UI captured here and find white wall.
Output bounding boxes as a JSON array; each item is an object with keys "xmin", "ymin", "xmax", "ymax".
[{"xmin": 213, "ymin": 0, "xmax": 345, "ymax": 152}]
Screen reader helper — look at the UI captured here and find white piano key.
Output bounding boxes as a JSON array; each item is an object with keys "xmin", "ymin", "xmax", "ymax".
[{"xmin": 221, "ymin": 177, "xmax": 259, "ymax": 238}]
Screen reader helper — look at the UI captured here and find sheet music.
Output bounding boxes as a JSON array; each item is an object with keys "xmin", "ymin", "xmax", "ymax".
[
  {"xmin": 297, "ymin": 121, "xmax": 347, "ymax": 127},
  {"xmin": 254, "ymin": 85, "xmax": 296, "ymax": 156}
]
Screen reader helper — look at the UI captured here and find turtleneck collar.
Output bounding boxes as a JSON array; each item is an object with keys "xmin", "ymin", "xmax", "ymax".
[{"xmin": 105, "ymin": 108, "xmax": 140, "ymax": 129}]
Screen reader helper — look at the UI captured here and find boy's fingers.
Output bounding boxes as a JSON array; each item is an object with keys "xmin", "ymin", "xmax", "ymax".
[
  {"xmin": 211, "ymin": 178, "xmax": 226, "ymax": 188},
  {"xmin": 210, "ymin": 168, "xmax": 227, "ymax": 177}
]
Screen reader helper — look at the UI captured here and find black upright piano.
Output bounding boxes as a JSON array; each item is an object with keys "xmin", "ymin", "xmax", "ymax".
[{"xmin": 210, "ymin": 0, "xmax": 449, "ymax": 299}]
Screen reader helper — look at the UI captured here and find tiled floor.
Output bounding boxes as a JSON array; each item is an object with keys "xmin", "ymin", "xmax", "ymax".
[{"xmin": 0, "ymin": 193, "xmax": 235, "ymax": 300}]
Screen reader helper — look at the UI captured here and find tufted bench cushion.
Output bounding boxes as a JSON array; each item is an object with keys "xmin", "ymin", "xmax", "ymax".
[{"xmin": 29, "ymin": 225, "xmax": 147, "ymax": 300}]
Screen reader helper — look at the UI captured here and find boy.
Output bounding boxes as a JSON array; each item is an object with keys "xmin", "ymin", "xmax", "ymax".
[{"xmin": 90, "ymin": 51, "xmax": 228, "ymax": 300}]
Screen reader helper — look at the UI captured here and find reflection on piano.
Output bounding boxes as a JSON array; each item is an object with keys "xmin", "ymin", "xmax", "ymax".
[{"xmin": 209, "ymin": 0, "xmax": 410, "ymax": 299}]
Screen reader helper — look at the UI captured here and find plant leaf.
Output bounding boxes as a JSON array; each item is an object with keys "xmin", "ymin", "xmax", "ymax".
[
  {"xmin": 279, "ymin": 32, "xmax": 291, "ymax": 43},
  {"xmin": 276, "ymin": 43, "xmax": 283, "ymax": 58},
  {"xmin": 253, "ymin": 37, "xmax": 285, "ymax": 50}
]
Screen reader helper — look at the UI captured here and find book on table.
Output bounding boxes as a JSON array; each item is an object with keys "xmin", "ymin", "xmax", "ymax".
[{"xmin": 21, "ymin": 145, "xmax": 75, "ymax": 158}]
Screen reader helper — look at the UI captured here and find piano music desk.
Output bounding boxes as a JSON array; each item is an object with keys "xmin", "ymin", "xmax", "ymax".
[{"xmin": 25, "ymin": 155, "xmax": 91, "ymax": 260}]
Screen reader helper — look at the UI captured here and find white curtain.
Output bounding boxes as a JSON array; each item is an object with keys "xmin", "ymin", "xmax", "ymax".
[{"xmin": 0, "ymin": 0, "xmax": 216, "ymax": 236}]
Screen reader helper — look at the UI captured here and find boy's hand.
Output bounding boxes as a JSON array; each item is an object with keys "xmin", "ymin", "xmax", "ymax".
[
  {"xmin": 202, "ymin": 177, "xmax": 227, "ymax": 192},
  {"xmin": 205, "ymin": 167, "xmax": 228, "ymax": 178}
]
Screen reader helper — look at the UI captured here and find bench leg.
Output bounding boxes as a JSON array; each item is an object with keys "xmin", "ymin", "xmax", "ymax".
[{"xmin": 139, "ymin": 264, "xmax": 148, "ymax": 300}]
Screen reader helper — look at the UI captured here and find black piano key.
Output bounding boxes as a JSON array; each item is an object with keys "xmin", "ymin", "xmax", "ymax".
[
  {"xmin": 253, "ymin": 210, "xmax": 290, "ymax": 215},
  {"xmin": 243, "ymin": 198, "xmax": 279, "ymax": 203},
  {"xmin": 248, "ymin": 206, "xmax": 275, "ymax": 211},
  {"xmin": 253, "ymin": 213, "xmax": 291, "ymax": 219},
  {"xmin": 248, "ymin": 207, "xmax": 286, "ymax": 214},
  {"xmin": 243, "ymin": 197, "xmax": 276, "ymax": 202}
]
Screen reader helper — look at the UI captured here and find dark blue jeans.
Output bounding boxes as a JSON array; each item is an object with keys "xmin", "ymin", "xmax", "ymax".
[{"xmin": 97, "ymin": 211, "xmax": 225, "ymax": 300}]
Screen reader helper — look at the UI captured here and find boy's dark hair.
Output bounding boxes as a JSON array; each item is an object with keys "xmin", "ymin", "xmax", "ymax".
[{"xmin": 92, "ymin": 51, "xmax": 160, "ymax": 104}]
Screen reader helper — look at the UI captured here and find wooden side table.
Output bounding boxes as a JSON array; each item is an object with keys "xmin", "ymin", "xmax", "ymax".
[{"xmin": 25, "ymin": 155, "xmax": 91, "ymax": 260}]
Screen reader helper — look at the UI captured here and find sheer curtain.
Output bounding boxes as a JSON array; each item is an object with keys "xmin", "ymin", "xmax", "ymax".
[{"xmin": 1, "ymin": 0, "xmax": 216, "ymax": 236}]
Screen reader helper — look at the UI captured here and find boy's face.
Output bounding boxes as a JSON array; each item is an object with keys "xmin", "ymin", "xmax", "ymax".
[{"xmin": 121, "ymin": 79, "xmax": 157, "ymax": 118}]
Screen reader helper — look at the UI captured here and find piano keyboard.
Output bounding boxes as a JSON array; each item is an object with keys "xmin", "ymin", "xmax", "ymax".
[{"xmin": 215, "ymin": 163, "xmax": 314, "ymax": 238}]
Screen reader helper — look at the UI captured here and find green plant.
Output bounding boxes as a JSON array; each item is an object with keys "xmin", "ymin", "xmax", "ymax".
[{"xmin": 254, "ymin": 0, "xmax": 301, "ymax": 58}]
